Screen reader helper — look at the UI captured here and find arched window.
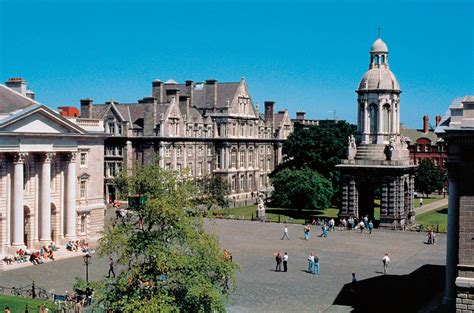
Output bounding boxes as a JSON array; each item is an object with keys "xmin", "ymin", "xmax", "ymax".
[
  {"xmin": 374, "ymin": 55, "xmax": 379, "ymax": 64},
  {"xmin": 369, "ymin": 104, "xmax": 378, "ymax": 142},
  {"xmin": 382, "ymin": 104, "xmax": 391, "ymax": 133},
  {"xmin": 381, "ymin": 55, "xmax": 386, "ymax": 64}
]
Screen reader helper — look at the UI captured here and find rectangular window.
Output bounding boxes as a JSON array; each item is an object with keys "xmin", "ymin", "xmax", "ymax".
[
  {"xmin": 117, "ymin": 124, "xmax": 122, "ymax": 135},
  {"xmin": 433, "ymin": 159, "xmax": 438, "ymax": 166},
  {"xmin": 239, "ymin": 175, "xmax": 244, "ymax": 191},
  {"xmin": 248, "ymin": 150, "xmax": 253, "ymax": 167},
  {"xmin": 80, "ymin": 152, "xmax": 87, "ymax": 167},
  {"xmin": 108, "ymin": 122, "xmax": 115, "ymax": 135},
  {"xmin": 207, "ymin": 161, "xmax": 212, "ymax": 175},
  {"xmin": 177, "ymin": 163, "xmax": 182, "ymax": 175},
  {"xmin": 165, "ymin": 163, "xmax": 171, "ymax": 170},
  {"xmin": 80, "ymin": 215, "xmax": 86, "ymax": 233},
  {"xmin": 216, "ymin": 150, "xmax": 221, "ymax": 169},
  {"xmin": 239, "ymin": 151, "xmax": 245, "ymax": 168},
  {"xmin": 106, "ymin": 146, "xmax": 114, "ymax": 156},
  {"xmin": 198, "ymin": 146, "xmax": 203, "ymax": 156},
  {"xmin": 416, "ymin": 145, "xmax": 421, "ymax": 152},
  {"xmin": 231, "ymin": 175, "xmax": 236, "ymax": 191},
  {"xmin": 188, "ymin": 146, "xmax": 193, "ymax": 156},
  {"xmin": 248, "ymin": 175, "xmax": 253, "ymax": 190},
  {"xmin": 80, "ymin": 180, "xmax": 87, "ymax": 199},
  {"xmin": 177, "ymin": 146, "xmax": 182, "ymax": 157},
  {"xmin": 165, "ymin": 147, "xmax": 171, "ymax": 157},
  {"xmin": 207, "ymin": 146, "xmax": 212, "ymax": 156},
  {"xmin": 231, "ymin": 150, "xmax": 237, "ymax": 168},
  {"xmin": 188, "ymin": 162, "xmax": 193, "ymax": 176},
  {"xmin": 197, "ymin": 162, "xmax": 202, "ymax": 176},
  {"xmin": 260, "ymin": 159, "xmax": 264, "ymax": 170}
]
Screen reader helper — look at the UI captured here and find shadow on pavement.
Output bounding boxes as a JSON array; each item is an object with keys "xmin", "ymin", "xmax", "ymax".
[{"xmin": 333, "ymin": 264, "xmax": 445, "ymax": 312}]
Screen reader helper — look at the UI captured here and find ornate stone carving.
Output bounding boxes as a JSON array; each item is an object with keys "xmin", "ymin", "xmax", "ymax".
[
  {"xmin": 41, "ymin": 152, "xmax": 55, "ymax": 163},
  {"xmin": 64, "ymin": 152, "xmax": 77, "ymax": 162},
  {"xmin": 12, "ymin": 152, "xmax": 28, "ymax": 163}
]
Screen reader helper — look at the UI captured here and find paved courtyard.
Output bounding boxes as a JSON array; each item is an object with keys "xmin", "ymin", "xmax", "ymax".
[{"xmin": 0, "ymin": 219, "xmax": 445, "ymax": 312}]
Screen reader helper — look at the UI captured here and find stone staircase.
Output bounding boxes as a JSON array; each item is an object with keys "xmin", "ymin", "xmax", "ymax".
[{"xmin": 355, "ymin": 144, "xmax": 385, "ymax": 160}]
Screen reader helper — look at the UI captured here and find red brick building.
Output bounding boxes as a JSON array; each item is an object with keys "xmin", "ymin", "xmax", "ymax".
[{"xmin": 400, "ymin": 115, "xmax": 447, "ymax": 172}]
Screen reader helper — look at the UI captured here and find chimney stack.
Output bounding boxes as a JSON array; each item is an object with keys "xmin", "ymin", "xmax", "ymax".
[
  {"xmin": 296, "ymin": 111, "xmax": 306, "ymax": 120},
  {"xmin": 80, "ymin": 98, "xmax": 93, "ymax": 118},
  {"xmin": 142, "ymin": 97, "xmax": 157, "ymax": 136},
  {"xmin": 6, "ymin": 78, "xmax": 27, "ymax": 96},
  {"xmin": 423, "ymin": 115, "xmax": 429, "ymax": 133},
  {"xmin": 205, "ymin": 79, "xmax": 217, "ymax": 107},
  {"xmin": 165, "ymin": 88, "xmax": 179, "ymax": 104},
  {"xmin": 185, "ymin": 80, "xmax": 194, "ymax": 106},
  {"xmin": 435, "ymin": 115, "xmax": 441, "ymax": 127},
  {"xmin": 264, "ymin": 101, "xmax": 275, "ymax": 125},
  {"xmin": 152, "ymin": 80, "xmax": 163, "ymax": 102}
]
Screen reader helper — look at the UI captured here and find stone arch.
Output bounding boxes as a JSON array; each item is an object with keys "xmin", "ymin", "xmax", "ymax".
[
  {"xmin": 23, "ymin": 205, "xmax": 33, "ymax": 247},
  {"xmin": 51, "ymin": 203, "xmax": 60, "ymax": 242}
]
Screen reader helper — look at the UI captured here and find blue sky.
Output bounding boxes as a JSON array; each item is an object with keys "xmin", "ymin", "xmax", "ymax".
[{"xmin": 0, "ymin": 0, "xmax": 472, "ymax": 128}]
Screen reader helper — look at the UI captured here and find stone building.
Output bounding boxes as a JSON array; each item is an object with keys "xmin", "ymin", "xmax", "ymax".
[
  {"xmin": 0, "ymin": 78, "xmax": 105, "ymax": 255},
  {"xmin": 291, "ymin": 111, "xmax": 337, "ymax": 129},
  {"xmin": 337, "ymin": 38, "xmax": 416, "ymax": 228},
  {"xmin": 436, "ymin": 96, "xmax": 474, "ymax": 312},
  {"xmin": 401, "ymin": 115, "xmax": 447, "ymax": 173},
  {"xmin": 81, "ymin": 78, "xmax": 293, "ymax": 204}
]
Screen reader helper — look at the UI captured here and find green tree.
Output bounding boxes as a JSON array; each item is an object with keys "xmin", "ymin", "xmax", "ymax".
[
  {"xmin": 280, "ymin": 121, "xmax": 356, "ymax": 178},
  {"xmin": 96, "ymin": 161, "xmax": 236, "ymax": 312},
  {"xmin": 415, "ymin": 159, "xmax": 445, "ymax": 196},
  {"xmin": 270, "ymin": 167, "xmax": 333, "ymax": 211},
  {"xmin": 195, "ymin": 175, "xmax": 230, "ymax": 211}
]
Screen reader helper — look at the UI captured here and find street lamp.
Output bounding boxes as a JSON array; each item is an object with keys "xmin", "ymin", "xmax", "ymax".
[{"xmin": 83, "ymin": 253, "xmax": 92, "ymax": 283}]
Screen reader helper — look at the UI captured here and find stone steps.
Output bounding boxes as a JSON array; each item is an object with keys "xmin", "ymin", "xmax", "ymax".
[{"xmin": 355, "ymin": 144, "xmax": 386, "ymax": 160}]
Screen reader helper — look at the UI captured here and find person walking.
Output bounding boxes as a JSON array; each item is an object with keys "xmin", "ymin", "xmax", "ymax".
[
  {"xmin": 281, "ymin": 225, "xmax": 290, "ymax": 240},
  {"xmin": 419, "ymin": 197, "xmax": 423, "ymax": 207},
  {"xmin": 351, "ymin": 272, "xmax": 357, "ymax": 283},
  {"xmin": 307, "ymin": 253, "xmax": 314, "ymax": 273},
  {"xmin": 275, "ymin": 252, "xmax": 282, "ymax": 272},
  {"xmin": 107, "ymin": 257, "xmax": 116, "ymax": 278},
  {"xmin": 368, "ymin": 220, "xmax": 374, "ymax": 234},
  {"xmin": 382, "ymin": 253, "xmax": 390, "ymax": 274},
  {"xmin": 282, "ymin": 252, "xmax": 288, "ymax": 272},
  {"xmin": 304, "ymin": 224, "xmax": 311, "ymax": 240},
  {"xmin": 358, "ymin": 221, "xmax": 365, "ymax": 234},
  {"xmin": 313, "ymin": 254, "xmax": 320, "ymax": 275},
  {"xmin": 319, "ymin": 224, "xmax": 328, "ymax": 238}
]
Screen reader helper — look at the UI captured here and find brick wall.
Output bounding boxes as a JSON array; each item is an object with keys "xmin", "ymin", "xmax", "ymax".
[
  {"xmin": 456, "ymin": 289, "xmax": 474, "ymax": 312},
  {"xmin": 459, "ymin": 196, "xmax": 474, "ymax": 270}
]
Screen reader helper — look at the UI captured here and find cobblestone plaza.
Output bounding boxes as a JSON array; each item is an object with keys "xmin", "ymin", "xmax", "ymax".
[{"xmin": 1, "ymin": 218, "xmax": 445, "ymax": 312}]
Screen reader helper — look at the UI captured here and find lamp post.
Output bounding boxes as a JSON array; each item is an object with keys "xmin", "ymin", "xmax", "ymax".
[{"xmin": 83, "ymin": 253, "xmax": 92, "ymax": 283}]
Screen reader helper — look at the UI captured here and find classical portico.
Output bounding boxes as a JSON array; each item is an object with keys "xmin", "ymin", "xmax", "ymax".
[
  {"xmin": 0, "ymin": 80, "xmax": 106, "ymax": 256},
  {"xmin": 337, "ymin": 38, "xmax": 416, "ymax": 228}
]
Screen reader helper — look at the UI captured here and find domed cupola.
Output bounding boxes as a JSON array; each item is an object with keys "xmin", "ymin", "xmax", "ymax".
[{"xmin": 358, "ymin": 38, "xmax": 400, "ymax": 92}]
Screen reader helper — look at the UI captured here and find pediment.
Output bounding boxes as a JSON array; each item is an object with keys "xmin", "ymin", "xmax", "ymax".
[
  {"xmin": 0, "ymin": 105, "xmax": 86, "ymax": 134},
  {"xmin": 79, "ymin": 172, "xmax": 91, "ymax": 180}
]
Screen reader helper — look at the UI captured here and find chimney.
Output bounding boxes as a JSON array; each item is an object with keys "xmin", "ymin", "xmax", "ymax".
[
  {"xmin": 152, "ymin": 80, "xmax": 163, "ymax": 102},
  {"xmin": 26, "ymin": 90, "xmax": 35, "ymax": 100},
  {"xmin": 205, "ymin": 79, "xmax": 217, "ymax": 107},
  {"xmin": 423, "ymin": 115, "xmax": 429, "ymax": 133},
  {"xmin": 435, "ymin": 115, "xmax": 441, "ymax": 126},
  {"xmin": 185, "ymin": 80, "xmax": 194, "ymax": 106},
  {"xmin": 296, "ymin": 111, "xmax": 306, "ymax": 120},
  {"xmin": 80, "ymin": 98, "xmax": 93, "ymax": 118},
  {"xmin": 264, "ymin": 101, "xmax": 275, "ymax": 124},
  {"xmin": 165, "ymin": 88, "xmax": 179, "ymax": 104},
  {"xmin": 142, "ymin": 97, "xmax": 157, "ymax": 136},
  {"xmin": 6, "ymin": 78, "xmax": 27, "ymax": 96}
]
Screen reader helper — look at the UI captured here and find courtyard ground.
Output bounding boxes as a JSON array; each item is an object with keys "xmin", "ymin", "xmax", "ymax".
[{"xmin": 0, "ymin": 219, "xmax": 446, "ymax": 312}]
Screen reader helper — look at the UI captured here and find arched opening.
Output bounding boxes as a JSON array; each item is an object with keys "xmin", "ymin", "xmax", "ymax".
[
  {"xmin": 51, "ymin": 203, "xmax": 59, "ymax": 242},
  {"xmin": 369, "ymin": 104, "xmax": 378, "ymax": 143},
  {"xmin": 381, "ymin": 55, "xmax": 386, "ymax": 64},
  {"xmin": 374, "ymin": 55, "xmax": 379, "ymax": 65},
  {"xmin": 23, "ymin": 206, "xmax": 32, "ymax": 247},
  {"xmin": 382, "ymin": 104, "xmax": 391, "ymax": 133}
]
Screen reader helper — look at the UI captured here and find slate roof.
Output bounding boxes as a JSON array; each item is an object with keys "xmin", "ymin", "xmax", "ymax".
[
  {"xmin": 400, "ymin": 128, "xmax": 439, "ymax": 144},
  {"xmin": 0, "ymin": 84, "xmax": 38, "ymax": 114},
  {"xmin": 163, "ymin": 82, "xmax": 241, "ymax": 108}
]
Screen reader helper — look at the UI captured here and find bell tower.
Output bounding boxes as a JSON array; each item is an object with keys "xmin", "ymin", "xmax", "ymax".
[{"xmin": 338, "ymin": 37, "xmax": 416, "ymax": 229}]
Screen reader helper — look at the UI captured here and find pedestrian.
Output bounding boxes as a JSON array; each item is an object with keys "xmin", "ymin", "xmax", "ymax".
[
  {"xmin": 368, "ymin": 220, "xmax": 374, "ymax": 234},
  {"xmin": 107, "ymin": 257, "xmax": 116, "ymax": 278},
  {"xmin": 313, "ymin": 254, "xmax": 320, "ymax": 275},
  {"xmin": 275, "ymin": 252, "xmax": 282, "ymax": 272},
  {"xmin": 348, "ymin": 216, "xmax": 354, "ymax": 230},
  {"xmin": 307, "ymin": 253, "xmax": 314, "ymax": 273},
  {"xmin": 363, "ymin": 215, "xmax": 368, "ymax": 228},
  {"xmin": 5, "ymin": 306, "xmax": 11, "ymax": 313},
  {"xmin": 281, "ymin": 225, "xmax": 290, "ymax": 240},
  {"xmin": 419, "ymin": 197, "xmax": 423, "ymax": 207},
  {"xmin": 304, "ymin": 224, "xmax": 311, "ymax": 240},
  {"xmin": 329, "ymin": 218, "xmax": 335, "ymax": 231},
  {"xmin": 382, "ymin": 253, "xmax": 390, "ymax": 274},
  {"xmin": 358, "ymin": 221, "xmax": 365, "ymax": 234},
  {"xmin": 282, "ymin": 252, "xmax": 288, "ymax": 272},
  {"xmin": 352, "ymin": 272, "xmax": 357, "ymax": 283}
]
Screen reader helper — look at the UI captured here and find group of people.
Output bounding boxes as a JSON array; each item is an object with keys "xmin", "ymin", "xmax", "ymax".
[
  {"xmin": 274, "ymin": 252, "xmax": 289, "ymax": 272},
  {"xmin": 66, "ymin": 239, "xmax": 92, "ymax": 253},
  {"xmin": 307, "ymin": 252, "xmax": 320, "ymax": 275},
  {"xmin": 2, "ymin": 243, "xmax": 59, "ymax": 266},
  {"xmin": 340, "ymin": 215, "xmax": 374, "ymax": 233},
  {"xmin": 427, "ymin": 230, "xmax": 436, "ymax": 245}
]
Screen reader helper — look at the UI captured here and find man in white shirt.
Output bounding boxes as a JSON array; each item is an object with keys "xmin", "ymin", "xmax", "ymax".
[
  {"xmin": 281, "ymin": 225, "xmax": 290, "ymax": 240},
  {"xmin": 382, "ymin": 253, "xmax": 390, "ymax": 274},
  {"xmin": 283, "ymin": 252, "xmax": 289, "ymax": 272}
]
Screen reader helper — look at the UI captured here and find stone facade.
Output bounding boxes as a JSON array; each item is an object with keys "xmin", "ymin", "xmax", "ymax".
[
  {"xmin": 436, "ymin": 96, "xmax": 474, "ymax": 312},
  {"xmin": 0, "ymin": 79, "xmax": 106, "ymax": 256},
  {"xmin": 81, "ymin": 78, "xmax": 293, "ymax": 205},
  {"xmin": 337, "ymin": 38, "xmax": 416, "ymax": 228}
]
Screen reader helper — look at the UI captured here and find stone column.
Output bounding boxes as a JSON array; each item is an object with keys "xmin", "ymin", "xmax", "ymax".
[
  {"xmin": 443, "ymin": 173, "xmax": 459, "ymax": 306},
  {"xmin": 65, "ymin": 152, "xmax": 77, "ymax": 239},
  {"xmin": 12, "ymin": 153, "xmax": 27, "ymax": 247},
  {"xmin": 40, "ymin": 153, "xmax": 54, "ymax": 243},
  {"xmin": 276, "ymin": 143, "xmax": 283, "ymax": 166},
  {"xmin": 125, "ymin": 140, "xmax": 133, "ymax": 175}
]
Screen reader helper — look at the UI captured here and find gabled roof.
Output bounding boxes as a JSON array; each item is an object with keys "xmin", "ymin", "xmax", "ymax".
[
  {"xmin": 0, "ymin": 84, "xmax": 38, "ymax": 114},
  {"xmin": 400, "ymin": 128, "xmax": 439, "ymax": 144}
]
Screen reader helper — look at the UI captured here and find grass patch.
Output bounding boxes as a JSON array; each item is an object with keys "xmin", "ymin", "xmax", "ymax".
[
  {"xmin": 415, "ymin": 196, "xmax": 443, "ymax": 208},
  {"xmin": 215, "ymin": 204, "xmax": 339, "ymax": 224},
  {"xmin": 415, "ymin": 206, "xmax": 448, "ymax": 231},
  {"xmin": 0, "ymin": 295, "xmax": 55, "ymax": 312}
]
